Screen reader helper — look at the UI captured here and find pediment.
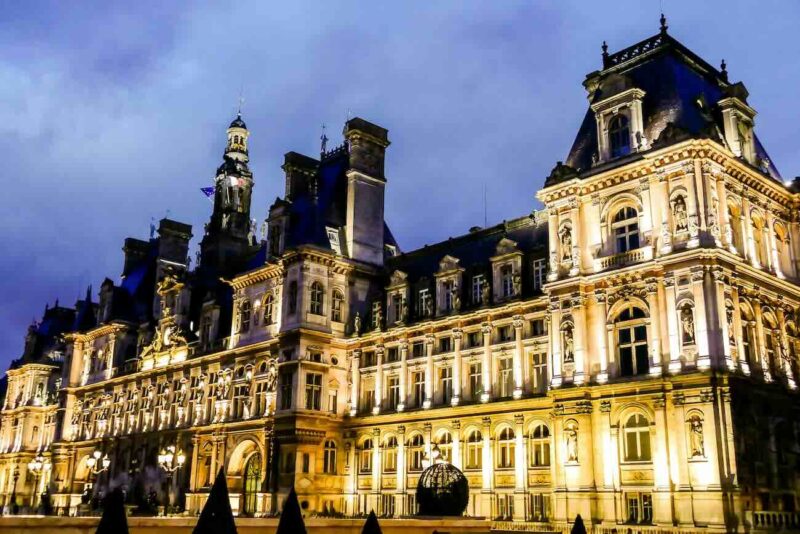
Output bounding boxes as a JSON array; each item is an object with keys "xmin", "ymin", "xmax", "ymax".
[
  {"xmin": 495, "ymin": 237, "xmax": 519, "ymax": 256},
  {"xmin": 388, "ymin": 269, "xmax": 408, "ymax": 286},
  {"xmin": 438, "ymin": 255, "xmax": 461, "ymax": 272}
]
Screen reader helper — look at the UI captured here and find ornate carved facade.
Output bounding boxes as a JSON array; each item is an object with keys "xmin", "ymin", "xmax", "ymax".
[{"xmin": 1, "ymin": 17, "xmax": 799, "ymax": 533}]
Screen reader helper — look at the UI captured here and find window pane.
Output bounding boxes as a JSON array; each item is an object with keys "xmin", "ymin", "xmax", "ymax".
[
  {"xmin": 634, "ymin": 325, "xmax": 647, "ymax": 341},
  {"xmin": 640, "ymin": 431, "xmax": 651, "ymax": 461},
  {"xmin": 620, "ymin": 347, "xmax": 633, "ymax": 376},
  {"xmin": 619, "ymin": 328, "xmax": 631, "ymax": 344},
  {"xmin": 635, "ymin": 345, "xmax": 649, "ymax": 375}
]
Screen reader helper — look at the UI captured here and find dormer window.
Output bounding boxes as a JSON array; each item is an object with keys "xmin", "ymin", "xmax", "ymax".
[
  {"xmin": 609, "ymin": 115, "xmax": 631, "ymax": 158},
  {"xmin": 501, "ymin": 265, "xmax": 514, "ymax": 298},
  {"xmin": 239, "ymin": 300, "xmax": 251, "ymax": 333}
]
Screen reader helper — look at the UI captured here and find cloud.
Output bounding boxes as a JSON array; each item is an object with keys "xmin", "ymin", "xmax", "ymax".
[{"xmin": 1, "ymin": 0, "xmax": 799, "ymax": 368}]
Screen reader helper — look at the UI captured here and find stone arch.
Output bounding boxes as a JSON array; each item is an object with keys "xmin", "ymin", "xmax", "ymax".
[
  {"xmin": 607, "ymin": 296, "xmax": 650, "ymax": 322},
  {"xmin": 600, "ymin": 192, "xmax": 643, "ymax": 225}
]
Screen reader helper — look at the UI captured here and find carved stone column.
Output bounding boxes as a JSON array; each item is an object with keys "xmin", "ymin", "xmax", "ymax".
[
  {"xmin": 549, "ymin": 299, "xmax": 563, "ymax": 387},
  {"xmin": 371, "ymin": 428, "xmax": 381, "ymax": 500},
  {"xmin": 424, "ymin": 335, "xmax": 434, "ymax": 409},
  {"xmin": 373, "ymin": 345, "xmax": 384, "ymax": 415},
  {"xmin": 451, "ymin": 420, "xmax": 462, "ymax": 470},
  {"xmin": 571, "ymin": 295, "xmax": 587, "ymax": 385},
  {"xmin": 396, "ymin": 425, "xmax": 406, "ymax": 513},
  {"xmin": 481, "ymin": 324, "xmax": 492, "ymax": 402},
  {"xmin": 547, "ymin": 210, "xmax": 559, "ymax": 281},
  {"xmin": 595, "ymin": 291, "xmax": 609, "ymax": 383},
  {"xmin": 349, "ymin": 350, "xmax": 361, "ymax": 417},
  {"xmin": 645, "ymin": 279, "xmax": 663, "ymax": 375},
  {"xmin": 452, "ymin": 329, "xmax": 463, "ymax": 406},
  {"xmin": 753, "ymin": 299, "xmax": 771, "ymax": 381},
  {"xmin": 398, "ymin": 342, "xmax": 408, "ymax": 412},
  {"xmin": 691, "ymin": 268, "xmax": 711, "ymax": 369},
  {"xmin": 512, "ymin": 317, "xmax": 524, "ymax": 398},
  {"xmin": 664, "ymin": 278, "xmax": 681, "ymax": 373}
]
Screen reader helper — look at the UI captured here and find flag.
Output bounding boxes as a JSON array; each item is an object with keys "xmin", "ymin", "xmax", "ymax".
[
  {"xmin": 201, "ymin": 187, "xmax": 214, "ymax": 199},
  {"xmin": 193, "ymin": 468, "xmax": 237, "ymax": 534}
]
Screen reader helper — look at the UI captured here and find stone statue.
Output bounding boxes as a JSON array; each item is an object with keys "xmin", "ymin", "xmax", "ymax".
[
  {"xmin": 681, "ymin": 305, "xmax": 695, "ymax": 344},
  {"xmin": 726, "ymin": 302, "xmax": 735, "ymax": 343},
  {"xmin": 673, "ymin": 196, "xmax": 688, "ymax": 232},
  {"xmin": 401, "ymin": 298, "xmax": 409, "ymax": 322},
  {"xmin": 452, "ymin": 286, "xmax": 461, "ymax": 311},
  {"xmin": 481, "ymin": 283, "xmax": 491, "ymax": 305},
  {"xmin": 374, "ymin": 304, "xmax": 383, "ymax": 330},
  {"xmin": 260, "ymin": 220, "xmax": 268, "ymax": 242},
  {"xmin": 689, "ymin": 417, "xmax": 704, "ymax": 457},
  {"xmin": 559, "ymin": 226, "xmax": 572, "ymax": 262},
  {"xmin": 565, "ymin": 426, "xmax": 579, "ymax": 462},
  {"xmin": 353, "ymin": 312, "xmax": 362, "ymax": 336},
  {"xmin": 425, "ymin": 296, "xmax": 433, "ymax": 317},
  {"xmin": 265, "ymin": 360, "xmax": 278, "ymax": 393},
  {"xmin": 562, "ymin": 324, "xmax": 575, "ymax": 363},
  {"xmin": 512, "ymin": 273, "xmax": 522, "ymax": 296}
]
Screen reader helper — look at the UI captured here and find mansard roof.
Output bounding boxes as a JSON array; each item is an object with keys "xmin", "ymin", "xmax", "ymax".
[
  {"xmin": 387, "ymin": 212, "xmax": 548, "ymax": 286},
  {"xmin": 11, "ymin": 303, "xmax": 82, "ymax": 369},
  {"xmin": 556, "ymin": 27, "xmax": 781, "ymax": 186}
]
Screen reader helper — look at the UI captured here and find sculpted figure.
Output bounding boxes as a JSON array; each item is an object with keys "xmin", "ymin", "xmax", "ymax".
[
  {"xmin": 689, "ymin": 417, "xmax": 705, "ymax": 457},
  {"xmin": 673, "ymin": 196, "xmax": 688, "ymax": 232},
  {"xmin": 565, "ymin": 426, "xmax": 579, "ymax": 462},
  {"xmin": 681, "ymin": 305, "xmax": 695, "ymax": 344}
]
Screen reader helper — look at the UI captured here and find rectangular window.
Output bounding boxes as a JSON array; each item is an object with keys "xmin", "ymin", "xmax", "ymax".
[
  {"xmin": 279, "ymin": 373, "xmax": 293, "ymax": 410},
  {"xmin": 531, "ymin": 352, "xmax": 548, "ymax": 394},
  {"xmin": 472, "ymin": 274, "xmax": 486, "ymax": 305},
  {"xmin": 328, "ymin": 390, "xmax": 338, "ymax": 414},
  {"xmin": 469, "ymin": 363, "xmax": 482, "ymax": 400},
  {"xmin": 498, "ymin": 325, "xmax": 512, "ymax": 343},
  {"xmin": 412, "ymin": 342, "xmax": 425, "ymax": 359},
  {"xmin": 362, "ymin": 351, "xmax": 376, "ymax": 368},
  {"xmin": 443, "ymin": 280, "xmax": 454, "ymax": 312},
  {"xmin": 284, "ymin": 452, "xmax": 295, "ymax": 473},
  {"xmin": 467, "ymin": 331, "xmax": 482, "ymax": 348},
  {"xmin": 532, "ymin": 258, "xmax": 547, "ymax": 291},
  {"xmin": 499, "ymin": 358, "xmax": 513, "ymax": 398},
  {"xmin": 387, "ymin": 347, "xmax": 399, "ymax": 363},
  {"xmin": 302, "ymin": 452, "xmax": 310, "ymax": 474},
  {"xmin": 530, "ymin": 318, "xmax": 546, "ymax": 337},
  {"xmin": 304, "ymin": 372, "xmax": 322, "ymax": 411},
  {"xmin": 626, "ymin": 492, "xmax": 653, "ymax": 524},
  {"xmin": 529, "ymin": 493, "xmax": 551, "ymax": 522},
  {"xmin": 497, "ymin": 494, "xmax": 514, "ymax": 520},
  {"xmin": 387, "ymin": 376, "xmax": 400, "ymax": 410},
  {"xmin": 418, "ymin": 289, "xmax": 431, "ymax": 317},
  {"xmin": 361, "ymin": 386, "xmax": 375, "ymax": 413},
  {"xmin": 288, "ymin": 281, "xmax": 298, "ymax": 314},
  {"xmin": 392, "ymin": 293, "xmax": 403, "ymax": 323},
  {"xmin": 412, "ymin": 372, "xmax": 425, "ymax": 407},
  {"xmin": 439, "ymin": 367, "xmax": 452, "ymax": 405},
  {"xmin": 439, "ymin": 337, "xmax": 452, "ymax": 353},
  {"xmin": 501, "ymin": 265, "xmax": 514, "ymax": 298}
]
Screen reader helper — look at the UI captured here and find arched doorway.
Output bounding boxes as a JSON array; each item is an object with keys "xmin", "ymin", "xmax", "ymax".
[{"xmin": 242, "ymin": 453, "xmax": 261, "ymax": 516}]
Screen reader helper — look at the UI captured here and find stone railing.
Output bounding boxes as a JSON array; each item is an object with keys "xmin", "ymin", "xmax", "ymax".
[
  {"xmin": 593, "ymin": 246, "xmax": 652, "ymax": 272},
  {"xmin": 746, "ymin": 510, "xmax": 800, "ymax": 531}
]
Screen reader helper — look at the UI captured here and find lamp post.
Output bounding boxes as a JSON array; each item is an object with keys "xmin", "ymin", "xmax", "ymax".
[
  {"xmin": 6, "ymin": 465, "xmax": 20, "ymax": 515},
  {"xmin": 27, "ymin": 454, "xmax": 51, "ymax": 512},
  {"xmin": 157, "ymin": 445, "xmax": 186, "ymax": 514},
  {"xmin": 84, "ymin": 448, "xmax": 110, "ymax": 503}
]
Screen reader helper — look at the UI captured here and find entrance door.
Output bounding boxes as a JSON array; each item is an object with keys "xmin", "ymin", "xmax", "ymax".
[{"xmin": 242, "ymin": 453, "xmax": 261, "ymax": 516}]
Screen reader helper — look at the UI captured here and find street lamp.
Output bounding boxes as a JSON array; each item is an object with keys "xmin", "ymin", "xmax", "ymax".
[
  {"xmin": 157, "ymin": 445, "xmax": 186, "ymax": 513},
  {"xmin": 8, "ymin": 465, "xmax": 20, "ymax": 515},
  {"xmin": 27, "ymin": 454, "xmax": 51, "ymax": 511},
  {"xmin": 85, "ymin": 449, "xmax": 111, "ymax": 476}
]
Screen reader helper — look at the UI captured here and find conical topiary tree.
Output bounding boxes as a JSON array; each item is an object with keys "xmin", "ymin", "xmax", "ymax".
[
  {"xmin": 571, "ymin": 513, "xmax": 587, "ymax": 534},
  {"xmin": 193, "ymin": 468, "xmax": 237, "ymax": 534},
  {"xmin": 361, "ymin": 510, "xmax": 383, "ymax": 534},
  {"xmin": 96, "ymin": 488, "xmax": 129, "ymax": 534},
  {"xmin": 276, "ymin": 487, "xmax": 306, "ymax": 534}
]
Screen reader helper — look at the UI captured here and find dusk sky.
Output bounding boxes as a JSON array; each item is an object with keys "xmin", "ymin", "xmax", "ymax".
[{"xmin": 2, "ymin": 1, "xmax": 799, "ymax": 370}]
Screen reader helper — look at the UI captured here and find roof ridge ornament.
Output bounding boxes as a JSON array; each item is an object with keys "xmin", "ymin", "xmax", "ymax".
[
  {"xmin": 720, "ymin": 59, "xmax": 728, "ymax": 82},
  {"xmin": 660, "ymin": 13, "xmax": 668, "ymax": 34}
]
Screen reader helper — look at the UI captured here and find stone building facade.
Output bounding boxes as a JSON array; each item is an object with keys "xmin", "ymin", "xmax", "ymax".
[{"xmin": 1, "ymin": 18, "xmax": 799, "ymax": 533}]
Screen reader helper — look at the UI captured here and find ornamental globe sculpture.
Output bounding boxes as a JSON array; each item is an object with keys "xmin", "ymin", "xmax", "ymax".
[{"xmin": 415, "ymin": 444, "xmax": 469, "ymax": 516}]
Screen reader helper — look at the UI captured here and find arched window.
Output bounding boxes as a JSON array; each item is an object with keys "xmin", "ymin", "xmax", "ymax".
[
  {"xmin": 614, "ymin": 303, "xmax": 649, "ymax": 377},
  {"xmin": 323, "ymin": 440, "xmax": 337, "ymax": 474},
  {"xmin": 239, "ymin": 300, "xmax": 251, "ymax": 333},
  {"xmin": 612, "ymin": 207, "xmax": 640, "ymax": 253},
  {"xmin": 497, "ymin": 427, "xmax": 515, "ymax": 468},
  {"xmin": 383, "ymin": 436, "xmax": 398, "ymax": 472},
  {"xmin": 242, "ymin": 452, "xmax": 261, "ymax": 516},
  {"xmin": 408, "ymin": 434, "xmax": 424, "ymax": 472},
  {"xmin": 623, "ymin": 414, "xmax": 651, "ymax": 461},
  {"xmin": 437, "ymin": 432, "xmax": 452, "ymax": 463},
  {"xmin": 331, "ymin": 289, "xmax": 344, "ymax": 322},
  {"xmin": 529, "ymin": 423, "xmax": 551, "ymax": 467},
  {"xmin": 465, "ymin": 430, "xmax": 482, "ymax": 469},
  {"xmin": 263, "ymin": 293, "xmax": 274, "ymax": 325},
  {"xmin": 609, "ymin": 114, "xmax": 631, "ymax": 158},
  {"xmin": 310, "ymin": 282, "xmax": 324, "ymax": 315},
  {"xmin": 359, "ymin": 438, "xmax": 373, "ymax": 473}
]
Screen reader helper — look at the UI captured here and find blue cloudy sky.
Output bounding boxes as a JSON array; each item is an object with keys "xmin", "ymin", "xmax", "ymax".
[{"xmin": 1, "ymin": 0, "xmax": 799, "ymax": 369}]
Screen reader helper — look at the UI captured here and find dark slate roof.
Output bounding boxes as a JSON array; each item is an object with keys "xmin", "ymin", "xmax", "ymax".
[
  {"xmin": 552, "ymin": 29, "xmax": 781, "ymax": 186},
  {"xmin": 384, "ymin": 213, "xmax": 548, "ymax": 320},
  {"xmin": 229, "ymin": 113, "xmax": 246, "ymax": 129},
  {"xmin": 12, "ymin": 304, "xmax": 79, "ymax": 368}
]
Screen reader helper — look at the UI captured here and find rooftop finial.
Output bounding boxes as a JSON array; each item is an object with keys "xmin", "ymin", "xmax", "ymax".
[
  {"xmin": 320, "ymin": 123, "xmax": 329, "ymax": 154},
  {"xmin": 602, "ymin": 40, "xmax": 608, "ymax": 57},
  {"xmin": 720, "ymin": 59, "xmax": 728, "ymax": 81},
  {"xmin": 660, "ymin": 13, "xmax": 668, "ymax": 34}
]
